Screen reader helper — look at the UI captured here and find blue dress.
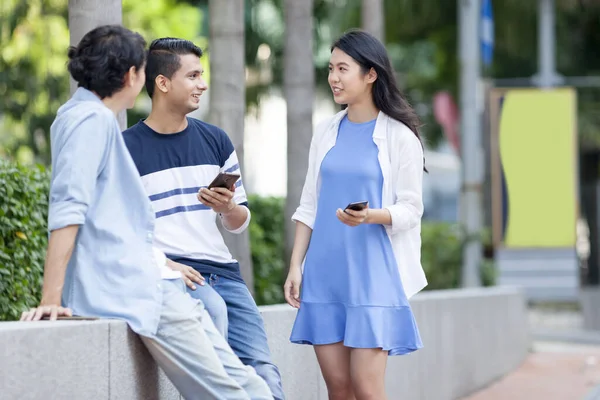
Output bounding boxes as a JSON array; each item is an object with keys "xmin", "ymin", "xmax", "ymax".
[{"xmin": 290, "ymin": 116, "xmax": 422, "ymax": 355}]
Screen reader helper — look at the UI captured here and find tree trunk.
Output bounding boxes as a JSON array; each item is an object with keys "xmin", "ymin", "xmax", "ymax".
[
  {"xmin": 361, "ymin": 0, "xmax": 385, "ymax": 42},
  {"xmin": 284, "ymin": 0, "xmax": 314, "ymax": 265},
  {"xmin": 68, "ymin": 0, "xmax": 126, "ymax": 130},
  {"xmin": 208, "ymin": 0, "xmax": 254, "ymax": 292}
]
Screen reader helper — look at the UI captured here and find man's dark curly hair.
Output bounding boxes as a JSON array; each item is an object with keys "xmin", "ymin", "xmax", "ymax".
[{"xmin": 67, "ymin": 25, "xmax": 147, "ymax": 99}]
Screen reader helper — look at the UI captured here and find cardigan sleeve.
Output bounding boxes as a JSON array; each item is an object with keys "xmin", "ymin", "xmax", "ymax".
[{"xmin": 384, "ymin": 126, "xmax": 424, "ymax": 235}]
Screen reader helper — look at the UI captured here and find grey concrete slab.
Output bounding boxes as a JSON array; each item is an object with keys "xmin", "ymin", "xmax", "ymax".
[
  {"xmin": 107, "ymin": 321, "xmax": 180, "ymax": 400},
  {"xmin": 1, "ymin": 320, "xmax": 109, "ymax": 400},
  {"xmin": 0, "ymin": 287, "xmax": 530, "ymax": 400},
  {"xmin": 259, "ymin": 304, "xmax": 321, "ymax": 400},
  {"xmin": 496, "ymin": 248, "xmax": 579, "ymax": 301},
  {"xmin": 582, "ymin": 287, "xmax": 600, "ymax": 331}
]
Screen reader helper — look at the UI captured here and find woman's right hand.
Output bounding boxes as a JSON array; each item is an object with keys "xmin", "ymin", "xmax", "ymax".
[{"xmin": 284, "ymin": 265, "xmax": 302, "ymax": 308}]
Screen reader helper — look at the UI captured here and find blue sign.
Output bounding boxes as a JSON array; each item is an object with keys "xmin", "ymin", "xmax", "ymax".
[{"xmin": 481, "ymin": 0, "xmax": 494, "ymax": 66}]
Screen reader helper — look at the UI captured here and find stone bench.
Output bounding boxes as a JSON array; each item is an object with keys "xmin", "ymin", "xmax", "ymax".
[{"xmin": 1, "ymin": 286, "xmax": 529, "ymax": 400}]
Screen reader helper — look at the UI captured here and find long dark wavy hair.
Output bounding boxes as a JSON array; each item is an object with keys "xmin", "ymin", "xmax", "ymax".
[{"xmin": 332, "ymin": 29, "xmax": 426, "ymax": 171}]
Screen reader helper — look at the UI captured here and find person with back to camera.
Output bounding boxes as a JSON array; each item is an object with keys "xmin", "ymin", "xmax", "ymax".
[{"xmin": 284, "ymin": 29, "xmax": 428, "ymax": 400}]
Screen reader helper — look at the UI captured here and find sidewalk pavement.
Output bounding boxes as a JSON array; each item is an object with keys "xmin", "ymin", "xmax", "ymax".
[{"xmin": 461, "ymin": 341, "xmax": 600, "ymax": 400}]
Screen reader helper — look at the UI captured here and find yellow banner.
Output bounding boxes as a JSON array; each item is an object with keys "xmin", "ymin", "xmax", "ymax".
[{"xmin": 491, "ymin": 88, "xmax": 577, "ymax": 248}]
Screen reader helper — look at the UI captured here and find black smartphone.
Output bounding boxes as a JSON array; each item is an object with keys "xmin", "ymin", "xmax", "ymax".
[
  {"xmin": 344, "ymin": 200, "xmax": 369, "ymax": 213},
  {"xmin": 208, "ymin": 172, "xmax": 240, "ymax": 190}
]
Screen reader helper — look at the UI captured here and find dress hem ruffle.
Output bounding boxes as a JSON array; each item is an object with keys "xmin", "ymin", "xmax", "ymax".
[{"xmin": 289, "ymin": 300, "xmax": 423, "ymax": 356}]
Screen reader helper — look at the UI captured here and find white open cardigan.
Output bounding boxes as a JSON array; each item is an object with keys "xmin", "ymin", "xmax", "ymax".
[{"xmin": 291, "ymin": 109, "xmax": 427, "ymax": 299}]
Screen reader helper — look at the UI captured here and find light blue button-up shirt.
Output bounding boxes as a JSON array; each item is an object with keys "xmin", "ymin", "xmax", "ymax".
[{"xmin": 49, "ymin": 88, "xmax": 162, "ymax": 336}]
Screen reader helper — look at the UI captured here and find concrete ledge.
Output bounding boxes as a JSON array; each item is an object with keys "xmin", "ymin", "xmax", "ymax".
[
  {"xmin": 496, "ymin": 248, "xmax": 579, "ymax": 302},
  {"xmin": 532, "ymin": 329, "xmax": 600, "ymax": 345},
  {"xmin": 582, "ymin": 287, "xmax": 600, "ymax": 331},
  {"xmin": 0, "ymin": 286, "xmax": 529, "ymax": 400}
]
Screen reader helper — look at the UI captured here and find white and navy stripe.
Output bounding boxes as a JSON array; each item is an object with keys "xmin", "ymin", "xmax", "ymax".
[{"xmin": 124, "ymin": 118, "xmax": 250, "ymax": 277}]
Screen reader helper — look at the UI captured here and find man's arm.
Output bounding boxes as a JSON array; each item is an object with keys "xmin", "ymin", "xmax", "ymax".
[
  {"xmin": 197, "ymin": 186, "xmax": 250, "ymax": 232},
  {"xmin": 20, "ymin": 226, "xmax": 78, "ymax": 321},
  {"xmin": 21, "ymin": 110, "xmax": 111, "ymax": 321},
  {"xmin": 220, "ymin": 201, "xmax": 249, "ymax": 232},
  {"xmin": 204, "ymin": 131, "xmax": 251, "ymax": 234}
]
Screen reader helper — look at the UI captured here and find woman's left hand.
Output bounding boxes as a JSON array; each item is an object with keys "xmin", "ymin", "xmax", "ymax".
[{"xmin": 336, "ymin": 206, "xmax": 369, "ymax": 227}]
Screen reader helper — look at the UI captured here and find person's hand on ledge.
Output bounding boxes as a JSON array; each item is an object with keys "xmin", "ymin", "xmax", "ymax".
[{"xmin": 20, "ymin": 305, "xmax": 72, "ymax": 321}]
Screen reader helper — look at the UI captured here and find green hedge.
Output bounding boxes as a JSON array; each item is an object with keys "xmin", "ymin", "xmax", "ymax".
[
  {"xmin": 0, "ymin": 160, "xmax": 50, "ymax": 321},
  {"xmin": 0, "ymin": 161, "xmax": 495, "ymax": 319},
  {"xmin": 248, "ymin": 195, "xmax": 286, "ymax": 305},
  {"xmin": 420, "ymin": 222, "xmax": 496, "ymax": 290}
]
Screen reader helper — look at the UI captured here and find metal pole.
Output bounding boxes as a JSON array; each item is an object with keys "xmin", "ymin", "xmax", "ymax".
[
  {"xmin": 536, "ymin": 0, "xmax": 562, "ymax": 88},
  {"xmin": 459, "ymin": 0, "xmax": 483, "ymax": 287},
  {"xmin": 361, "ymin": 0, "xmax": 384, "ymax": 42}
]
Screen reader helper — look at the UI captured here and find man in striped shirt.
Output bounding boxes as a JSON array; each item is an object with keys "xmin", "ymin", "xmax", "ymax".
[{"xmin": 123, "ymin": 37, "xmax": 284, "ymax": 400}]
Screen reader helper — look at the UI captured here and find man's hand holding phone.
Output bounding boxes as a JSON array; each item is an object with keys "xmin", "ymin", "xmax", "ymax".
[
  {"xmin": 198, "ymin": 185, "xmax": 236, "ymax": 214},
  {"xmin": 197, "ymin": 172, "xmax": 239, "ymax": 214},
  {"xmin": 336, "ymin": 201, "xmax": 369, "ymax": 227}
]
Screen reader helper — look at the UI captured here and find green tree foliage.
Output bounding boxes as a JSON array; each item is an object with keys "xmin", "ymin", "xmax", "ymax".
[
  {"xmin": 0, "ymin": 0, "xmax": 204, "ymax": 164},
  {"xmin": 242, "ymin": 0, "xmax": 339, "ymax": 111},
  {"xmin": 3, "ymin": 1, "xmax": 600, "ymax": 160},
  {"xmin": 251, "ymin": 0, "xmax": 600, "ymax": 148},
  {"xmin": 0, "ymin": 0, "xmax": 71, "ymax": 163}
]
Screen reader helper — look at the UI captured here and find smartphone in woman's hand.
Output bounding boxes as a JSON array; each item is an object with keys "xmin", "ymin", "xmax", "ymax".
[{"xmin": 344, "ymin": 200, "xmax": 368, "ymax": 213}]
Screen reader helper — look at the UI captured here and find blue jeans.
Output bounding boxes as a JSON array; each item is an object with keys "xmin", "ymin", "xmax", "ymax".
[
  {"xmin": 187, "ymin": 274, "xmax": 285, "ymax": 400},
  {"xmin": 139, "ymin": 279, "xmax": 272, "ymax": 400}
]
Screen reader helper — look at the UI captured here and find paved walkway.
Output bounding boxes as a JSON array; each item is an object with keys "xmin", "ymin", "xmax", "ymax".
[
  {"xmin": 461, "ymin": 341, "xmax": 600, "ymax": 400},
  {"xmin": 461, "ymin": 306, "xmax": 600, "ymax": 399}
]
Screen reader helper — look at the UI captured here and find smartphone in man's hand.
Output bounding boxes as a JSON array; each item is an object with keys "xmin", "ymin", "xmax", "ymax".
[{"xmin": 208, "ymin": 172, "xmax": 240, "ymax": 190}]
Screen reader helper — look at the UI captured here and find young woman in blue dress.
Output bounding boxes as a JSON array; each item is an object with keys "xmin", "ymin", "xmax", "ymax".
[{"xmin": 284, "ymin": 29, "xmax": 428, "ymax": 400}]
